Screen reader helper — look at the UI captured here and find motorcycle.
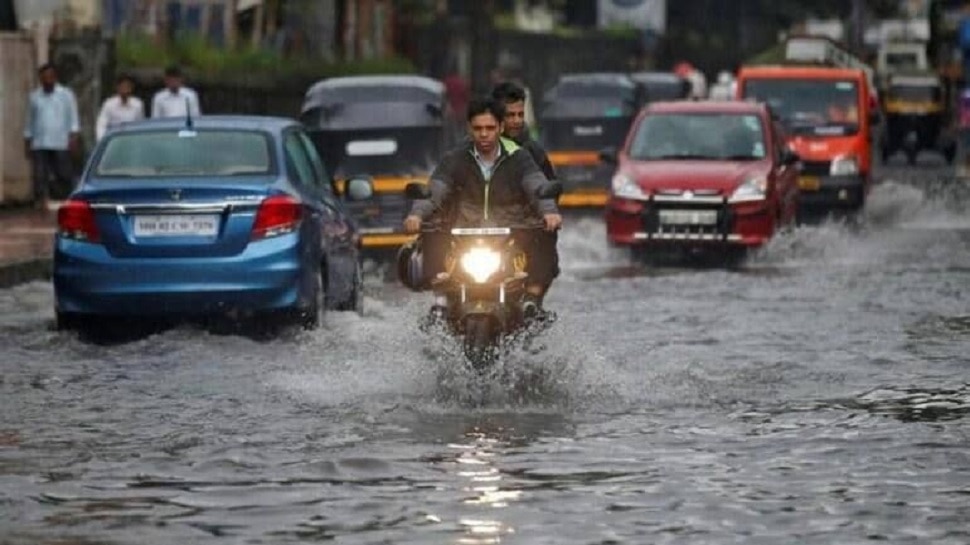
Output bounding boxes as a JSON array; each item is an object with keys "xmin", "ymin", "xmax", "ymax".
[{"xmin": 403, "ymin": 181, "xmax": 562, "ymax": 369}]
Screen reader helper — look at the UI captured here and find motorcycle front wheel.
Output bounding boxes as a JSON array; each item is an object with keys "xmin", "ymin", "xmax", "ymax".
[{"xmin": 463, "ymin": 315, "xmax": 498, "ymax": 371}]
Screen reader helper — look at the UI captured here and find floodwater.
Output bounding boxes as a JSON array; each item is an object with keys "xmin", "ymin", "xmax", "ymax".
[{"xmin": 1, "ymin": 166, "xmax": 968, "ymax": 544}]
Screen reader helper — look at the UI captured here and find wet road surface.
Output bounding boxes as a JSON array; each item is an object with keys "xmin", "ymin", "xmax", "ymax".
[{"xmin": 1, "ymin": 164, "xmax": 968, "ymax": 544}]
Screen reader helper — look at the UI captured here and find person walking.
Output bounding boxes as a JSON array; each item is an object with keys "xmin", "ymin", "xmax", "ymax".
[
  {"xmin": 151, "ymin": 65, "xmax": 201, "ymax": 119},
  {"xmin": 23, "ymin": 63, "xmax": 80, "ymax": 210},
  {"xmin": 95, "ymin": 73, "xmax": 145, "ymax": 141}
]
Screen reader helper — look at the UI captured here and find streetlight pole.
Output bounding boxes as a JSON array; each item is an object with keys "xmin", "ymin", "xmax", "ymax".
[{"xmin": 850, "ymin": 0, "xmax": 865, "ymax": 54}]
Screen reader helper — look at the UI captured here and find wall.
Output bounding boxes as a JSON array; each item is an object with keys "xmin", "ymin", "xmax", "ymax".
[{"xmin": 0, "ymin": 32, "xmax": 36, "ymax": 204}]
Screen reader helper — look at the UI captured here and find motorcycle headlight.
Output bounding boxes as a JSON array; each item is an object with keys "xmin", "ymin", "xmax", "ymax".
[
  {"xmin": 460, "ymin": 247, "xmax": 502, "ymax": 284},
  {"xmin": 612, "ymin": 173, "xmax": 646, "ymax": 200},
  {"xmin": 729, "ymin": 176, "xmax": 768, "ymax": 203},
  {"xmin": 830, "ymin": 155, "xmax": 859, "ymax": 176}
]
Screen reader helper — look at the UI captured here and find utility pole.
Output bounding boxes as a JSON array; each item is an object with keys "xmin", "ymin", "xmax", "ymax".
[
  {"xmin": 470, "ymin": 0, "xmax": 495, "ymax": 93},
  {"xmin": 850, "ymin": 0, "xmax": 865, "ymax": 54}
]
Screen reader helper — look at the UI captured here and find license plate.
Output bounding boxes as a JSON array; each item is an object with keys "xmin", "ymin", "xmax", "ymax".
[
  {"xmin": 799, "ymin": 176, "xmax": 821, "ymax": 191},
  {"xmin": 133, "ymin": 214, "xmax": 219, "ymax": 237},
  {"xmin": 658, "ymin": 210, "xmax": 718, "ymax": 226}
]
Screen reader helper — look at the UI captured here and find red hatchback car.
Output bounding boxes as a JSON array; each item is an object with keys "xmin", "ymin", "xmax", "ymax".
[{"xmin": 604, "ymin": 101, "xmax": 800, "ymax": 258}]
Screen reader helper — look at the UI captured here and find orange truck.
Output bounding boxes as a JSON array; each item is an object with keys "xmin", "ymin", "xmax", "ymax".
[{"xmin": 736, "ymin": 37, "xmax": 878, "ymax": 214}]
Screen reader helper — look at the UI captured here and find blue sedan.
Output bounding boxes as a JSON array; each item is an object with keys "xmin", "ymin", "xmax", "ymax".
[{"xmin": 54, "ymin": 115, "xmax": 372, "ymax": 333}]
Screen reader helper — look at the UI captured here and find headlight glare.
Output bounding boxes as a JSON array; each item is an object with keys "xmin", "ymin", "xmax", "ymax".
[
  {"xmin": 460, "ymin": 247, "xmax": 502, "ymax": 283},
  {"xmin": 830, "ymin": 155, "xmax": 859, "ymax": 176},
  {"xmin": 612, "ymin": 173, "xmax": 646, "ymax": 200},
  {"xmin": 729, "ymin": 176, "xmax": 768, "ymax": 202}
]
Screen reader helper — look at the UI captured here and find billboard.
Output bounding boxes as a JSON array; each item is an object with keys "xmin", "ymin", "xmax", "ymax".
[{"xmin": 597, "ymin": 0, "xmax": 666, "ymax": 34}]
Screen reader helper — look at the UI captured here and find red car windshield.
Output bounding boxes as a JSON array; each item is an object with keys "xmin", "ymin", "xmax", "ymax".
[
  {"xmin": 742, "ymin": 79, "xmax": 860, "ymax": 137},
  {"xmin": 629, "ymin": 113, "xmax": 767, "ymax": 161}
]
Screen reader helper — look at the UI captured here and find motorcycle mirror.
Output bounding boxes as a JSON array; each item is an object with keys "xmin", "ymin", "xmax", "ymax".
[
  {"xmin": 345, "ymin": 176, "xmax": 374, "ymax": 201},
  {"xmin": 782, "ymin": 148, "xmax": 800, "ymax": 166},
  {"xmin": 536, "ymin": 180, "xmax": 563, "ymax": 200},
  {"xmin": 405, "ymin": 182, "xmax": 432, "ymax": 200},
  {"xmin": 599, "ymin": 146, "xmax": 618, "ymax": 164}
]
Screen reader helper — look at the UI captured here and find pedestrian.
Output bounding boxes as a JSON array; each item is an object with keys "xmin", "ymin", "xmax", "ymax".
[
  {"xmin": 95, "ymin": 72, "xmax": 145, "ymax": 141},
  {"xmin": 151, "ymin": 65, "xmax": 201, "ymax": 119},
  {"xmin": 23, "ymin": 63, "xmax": 80, "ymax": 210}
]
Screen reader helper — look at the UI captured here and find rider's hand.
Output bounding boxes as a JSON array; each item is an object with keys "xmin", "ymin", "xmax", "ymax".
[
  {"xmin": 543, "ymin": 213, "xmax": 562, "ymax": 232},
  {"xmin": 403, "ymin": 214, "xmax": 423, "ymax": 233}
]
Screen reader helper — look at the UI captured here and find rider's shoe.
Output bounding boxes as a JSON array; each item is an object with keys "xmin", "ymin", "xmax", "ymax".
[{"xmin": 522, "ymin": 294, "xmax": 541, "ymax": 321}]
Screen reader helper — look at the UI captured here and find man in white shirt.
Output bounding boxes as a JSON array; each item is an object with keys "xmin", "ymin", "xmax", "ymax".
[
  {"xmin": 151, "ymin": 65, "xmax": 201, "ymax": 119},
  {"xmin": 24, "ymin": 63, "xmax": 80, "ymax": 209},
  {"xmin": 96, "ymin": 73, "xmax": 145, "ymax": 141}
]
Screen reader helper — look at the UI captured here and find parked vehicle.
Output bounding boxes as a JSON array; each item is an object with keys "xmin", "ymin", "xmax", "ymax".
[
  {"xmin": 737, "ymin": 37, "xmax": 878, "ymax": 214},
  {"xmin": 604, "ymin": 101, "xmax": 799, "ymax": 261},
  {"xmin": 300, "ymin": 75, "xmax": 450, "ymax": 255},
  {"xmin": 54, "ymin": 116, "xmax": 368, "ymax": 336},
  {"xmin": 539, "ymin": 73, "xmax": 642, "ymax": 209},
  {"xmin": 629, "ymin": 71, "xmax": 692, "ymax": 103},
  {"xmin": 880, "ymin": 72, "xmax": 956, "ymax": 164}
]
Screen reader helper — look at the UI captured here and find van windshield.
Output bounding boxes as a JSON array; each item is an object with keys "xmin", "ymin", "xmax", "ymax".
[{"xmin": 742, "ymin": 79, "xmax": 860, "ymax": 137}]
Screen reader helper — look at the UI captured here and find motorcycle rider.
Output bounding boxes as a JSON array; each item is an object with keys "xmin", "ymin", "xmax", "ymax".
[
  {"xmin": 491, "ymin": 81, "xmax": 556, "ymax": 181},
  {"xmin": 403, "ymin": 97, "xmax": 563, "ymax": 318}
]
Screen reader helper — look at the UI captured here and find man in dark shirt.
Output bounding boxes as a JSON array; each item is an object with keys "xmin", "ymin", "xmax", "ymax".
[{"xmin": 491, "ymin": 81, "xmax": 556, "ymax": 181}]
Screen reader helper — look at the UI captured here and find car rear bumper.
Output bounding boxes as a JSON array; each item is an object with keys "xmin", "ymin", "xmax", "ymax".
[
  {"xmin": 606, "ymin": 195, "xmax": 776, "ymax": 248},
  {"xmin": 797, "ymin": 173, "xmax": 866, "ymax": 209},
  {"xmin": 552, "ymin": 162, "xmax": 611, "ymax": 209},
  {"xmin": 53, "ymin": 234, "xmax": 308, "ymax": 316}
]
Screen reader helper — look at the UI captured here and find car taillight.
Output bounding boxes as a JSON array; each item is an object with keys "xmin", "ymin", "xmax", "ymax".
[
  {"xmin": 57, "ymin": 199, "xmax": 100, "ymax": 243},
  {"xmin": 251, "ymin": 195, "xmax": 302, "ymax": 240}
]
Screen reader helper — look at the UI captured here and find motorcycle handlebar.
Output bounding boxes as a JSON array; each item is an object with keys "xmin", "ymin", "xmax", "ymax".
[{"xmin": 419, "ymin": 223, "xmax": 549, "ymax": 234}]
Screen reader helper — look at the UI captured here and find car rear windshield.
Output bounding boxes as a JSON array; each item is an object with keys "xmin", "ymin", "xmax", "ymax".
[
  {"xmin": 741, "ymin": 79, "xmax": 860, "ymax": 136},
  {"xmin": 95, "ymin": 130, "xmax": 274, "ymax": 177},
  {"xmin": 629, "ymin": 113, "xmax": 767, "ymax": 161}
]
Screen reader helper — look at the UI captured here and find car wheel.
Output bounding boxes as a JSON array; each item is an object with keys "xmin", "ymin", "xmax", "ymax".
[
  {"xmin": 905, "ymin": 149, "xmax": 918, "ymax": 166},
  {"xmin": 55, "ymin": 311, "xmax": 79, "ymax": 332},
  {"xmin": 944, "ymin": 144, "xmax": 957, "ymax": 165},
  {"xmin": 301, "ymin": 270, "xmax": 325, "ymax": 330}
]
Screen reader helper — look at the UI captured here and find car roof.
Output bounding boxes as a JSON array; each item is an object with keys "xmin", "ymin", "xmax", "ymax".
[
  {"xmin": 644, "ymin": 100, "xmax": 767, "ymax": 115},
  {"xmin": 630, "ymin": 71, "xmax": 685, "ymax": 83},
  {"xmin": 738, "ymin": 65, "xmax": 865, "ymax": 79},
  {"xmin": 305, "ymin": 74, "xmax": 444, "ymax": 97},
  {"xmin": 557, "ymin": 72, "xmax": 635, "ymax": 87},
  {"xmin": 112, "ymin": 115, "xmax": 298, "ymax": 134}
]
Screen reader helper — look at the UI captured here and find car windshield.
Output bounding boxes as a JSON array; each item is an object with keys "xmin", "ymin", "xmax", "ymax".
[
  {"xmin": 629, "ymin": 113, "xmax": 767, "ymax": 161},
  {"xmin": 742, "ymin": 79, "xmax": 860, "ymax": 136},
  {"xmin": 95, "ymin": 130, "xmax": 274, "ymax": 177},
  {"xmin": 888, "ymin": 84, "xmax": 941, "ymax": 102}
]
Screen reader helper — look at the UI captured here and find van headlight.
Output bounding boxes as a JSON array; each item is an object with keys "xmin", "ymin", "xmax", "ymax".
[
  {"xmin": 460, "ymin": 247, "xmax": 502, "ymax": 283},
  {"xmin": 612, "ymin": 173, "xmax": 646, "ymax": 200},
  {"xmin": 729, "ymin": 176, "xmax": 768, "ymax": 203},
  {"xmin": 830, "ymin": 155, "xmax": 859, "ymax": 176}
]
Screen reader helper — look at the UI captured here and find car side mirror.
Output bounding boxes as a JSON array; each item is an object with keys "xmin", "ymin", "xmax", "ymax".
[
  {"xmin": 782, "ymin": 148, "xmax": 800, "ymax": 166},
  {"xmin": 405, "ymin": 182, "xmax": 431, "ymax": 200},
  {"xmin": 345, "ymin": 177, "xmax": 374, "ymax": 201},
  {"xmin": 599, "ymin": 146, "xmax": 618, "ymax": 164},
  {"xmin": 536, "ymin": 180, "xmax": 563, "ymax": 200}
]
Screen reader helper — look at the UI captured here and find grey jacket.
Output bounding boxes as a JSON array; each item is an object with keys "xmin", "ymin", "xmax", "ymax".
[{"xmin": 410, "ymin": 137, "xmax": 558, "ymax": 228}]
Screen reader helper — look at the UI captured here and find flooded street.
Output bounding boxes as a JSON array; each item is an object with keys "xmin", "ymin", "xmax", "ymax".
[{"xmin": 1, "ymin": 166, "xmax": 969, "ymax": 544}]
